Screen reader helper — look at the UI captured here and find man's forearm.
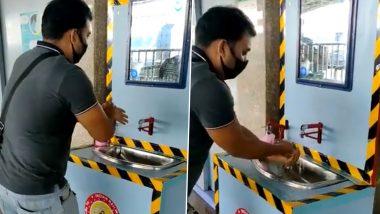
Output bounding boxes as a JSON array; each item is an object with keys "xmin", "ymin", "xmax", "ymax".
[
  {"xmin": 101, "ymin": 103, "xmax": 116, "ymax": 132},
  {"xmin": 237, "ymin": 125, "xmax": 291, "ymax": 159}
]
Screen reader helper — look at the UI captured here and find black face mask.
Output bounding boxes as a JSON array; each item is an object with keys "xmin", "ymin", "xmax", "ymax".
[
  {"xmin": 220, "ymin": 45, "xmax": 249, "ymax": 80},
  {"xmin": 71, "ymin": 31, "xmax": 88, "ymax": 64}
]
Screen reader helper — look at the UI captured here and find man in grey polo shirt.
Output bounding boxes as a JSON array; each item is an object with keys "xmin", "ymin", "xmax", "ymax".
[
  {"xmin": 188, "ymin": 6, "xmax": 300, "ymax": 199},
  {"xmin": 0, "ymin": 0, "xmax": 127, "ymax": 213}
]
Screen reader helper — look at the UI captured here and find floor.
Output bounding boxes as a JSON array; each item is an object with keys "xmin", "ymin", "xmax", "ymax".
[{"xmin": 188, "ymin": 188, "xmax": 216, "ymax": 214}]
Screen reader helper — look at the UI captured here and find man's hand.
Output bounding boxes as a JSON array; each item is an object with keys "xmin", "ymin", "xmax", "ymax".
[
  {"xmin": 114, "ymin": 106, "xmax": 128, "ymax": 124},
  {"xmin": 102, "ymin": 101, "xmax": 128, "ymax": 125},
  {"xmin": 265, "ymin": 141, "xmax": 300, "ymax": 166}
]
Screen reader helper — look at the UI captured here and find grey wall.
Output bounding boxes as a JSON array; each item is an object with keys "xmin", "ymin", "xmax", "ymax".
[
  {"xmin": 285, "ymin": 0, "xmax": 377, "ymax": 169},
  {"xmin": 232, "ymin": 0, "xmax": 266, "ymax": 136}
]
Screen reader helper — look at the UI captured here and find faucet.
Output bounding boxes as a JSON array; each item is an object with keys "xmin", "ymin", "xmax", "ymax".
[
  {"xmin": 138, "ymin": 117, "xmax": 155, "ymax": 135},
  {"xmin": 266, "ymin": 119, "xmax": 289, "ymax": 140},
  {"xmin": 300, "ymin": 122, "xmax": 323, "ymax": 144}
]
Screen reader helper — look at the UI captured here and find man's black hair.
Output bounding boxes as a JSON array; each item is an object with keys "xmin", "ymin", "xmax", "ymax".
[
  {"xmin": 195, "ymin": 6, "xmax": 256, "ymax": 47},
  {"xmin": 42, "ymin": 0, "xmax": 93, "ymax": 39}
]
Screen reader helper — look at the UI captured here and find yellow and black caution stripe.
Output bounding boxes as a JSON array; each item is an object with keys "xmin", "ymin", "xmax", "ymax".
[
  {"xmin": 365, "ymin": 0, "xmax": 380, "ymax": 183},
  {"xmin": 106, "ymin": 0, "xmax": 114, "ymax": 102},
  {"xmin": 296, "ymin": 144, "xmax": 371, "ymax": 184},
  {"xmin": 296, "ymin": 185, "xmax": 367, "ymax": 204},
  {"xmin": 69, "ymin": 154, "xmax": 164, "ymax": 191},
  {"xmin": 151, "ymin": 190, "xmax": 162, "ymax": 214},
  {"xmin": 105, "ymin": 44, "xmax": 113, "ymax": 102},
  {"xmin": 213, "ymin": 157, "xmax": 220, "ymax": 214},
  {"xmin": 213, "ymin": 155, "xmax": 293, "ymax": 214},
  {"xmin": 151, "ymin": 167, "xmax": 186, "ymax": 213},
  {"xmin": 213, "ymin": 154, "xmax": 370, "ymax": 214},
  {"xmin": 160, "ymin": 166, "xmax": 187, "ymax": 182},
  {"xmin": 112, "ymin": 0, "xmax": 129, "ymax": 5},
  {"xmin": 115, "ymin": 136, "xmax": 188, "ymax": 160},
  {"xmin": 279, "ymin": 0, "xmax": 286, "ymax": 126},
  {"xmin": 106, "ymin": 0, "xmax": 129, "ymax": 102}
]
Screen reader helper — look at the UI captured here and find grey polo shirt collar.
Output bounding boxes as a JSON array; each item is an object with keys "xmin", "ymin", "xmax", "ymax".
[
  {"xmin": 192, "ymin": 45, "xmax": 210, "ymax": 64},
  {"xmin": 192, "ymin": 45, "xmax": 225, "ymax": 81},
  {"xmin": 37, "ymin": 41, "xmax": 64, "ymax": 55}
]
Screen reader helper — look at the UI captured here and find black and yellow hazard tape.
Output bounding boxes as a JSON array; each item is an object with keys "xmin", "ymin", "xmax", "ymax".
[
  {"xmin": 296, "ymin": 185, "xmax": 367, "ymax": 204},
  {"xmin": 105, "ymin": 44, "xmax": 112, "ymax": 102},
  {"xmin": 106, "ymin": 0, "xmax": 129, "ymax": 102},
  {"xmin": 213, "ymin": 154, "xmax": 370, "ymax": 214},
  {"xmin": 151, "ymin": 190, "xmax": 162, "ymax": 214},
  {"xmin": 213, "ymin": 160, "xmax": 220, "ymax": 214},
  {"xmin": 114, "ymin": 136, "xmax": 188, "ymax": 160},
  {"xmin": 106, "ymin": 1, "xmax": 115, "ymax": 102},
  {"xmin": 111, "ymin": 0, "xmax": 129, "ymax": 6},
  {"xmin": 160, "ymin": 166, "xmax": 187, "ymax": 182},
  {"xmin": 279, "ymin": 0, "xmax": 286, "ymax": 126},
  {"xmin": 296, "ymin": 144, "xmax": 371, "ymax": 184},
  {"xmin": 365, "ymin": 0, "xmax": 380, "ymax": 183},
  {"xmin": 69, "ymin": 153, "xmax": 164, "ymax": 191}
]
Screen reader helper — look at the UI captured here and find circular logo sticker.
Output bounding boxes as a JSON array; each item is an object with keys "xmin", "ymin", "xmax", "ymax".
[
  {"xmin": 85, "ymin": 193, "xmax": 120, "ymax": 214},
  {"xmin": 235, "ymin": 208, "xmax": 250, "ymax": 214},
  {"xmin": 130, "ymin": 69, "xmax": 138, "ymax": 78},
  {"xmin": 300, "ymin": 66, "xmax": 307, "ymax": 77}
]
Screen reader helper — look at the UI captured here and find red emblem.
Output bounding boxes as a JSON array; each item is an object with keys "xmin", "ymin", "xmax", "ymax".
[
  {"xmin": 235, "ymin": 208, "xmax": 250, "ymax": 214},
  {"xmin": 85, "ymin": 193, "xmax": 119, "ymax": 214}
]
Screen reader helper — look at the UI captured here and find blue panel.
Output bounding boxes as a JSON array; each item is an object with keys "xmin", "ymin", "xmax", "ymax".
[
  {"xmin": 66, "ymin": 163, "xmax": 152, "ymax": 214},
  {"xmin": 294, "ymin": 187, "xmax": 374, "ymax": 214},
  {"xmin": 218, "ymin": 160, "xmax": 374, "ymax": 214},
  {"xmin": 285, "ymin": 0, "xmax": 378, "ymax": 169},
  {"xmin": 112, "ymin": 5, "xmax": 190, "ymax": 149},
  {"xmin": 219, "ymin": 155, "xmax": 357, "ymax": 201},
  {"xmin": 218, "ymin": 168, "xmax": 282, "ymax": 214},
  {"xmin": 160, "ymin": 174, "xmax": 187, "ymax": 214}
]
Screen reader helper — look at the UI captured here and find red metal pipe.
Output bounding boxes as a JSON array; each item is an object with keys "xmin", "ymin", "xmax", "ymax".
[
  {"xmin": 300, "ymin": 122, "xmax": 323, "ymax": 144},
  {"xmin": 267, "ymin": 119, "xmax": 288, "ymax": 140},
  {"xmin": 138, "ymin": 117, "xmax": 155, "ymax": 135}
]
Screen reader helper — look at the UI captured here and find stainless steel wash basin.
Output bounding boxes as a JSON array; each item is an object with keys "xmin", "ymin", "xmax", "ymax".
[
  {"xmin": 93, "ymin": 145, "xmax": 185, "ymax": 170},
  {"xmin": 253, "ymin": 157, "xmax": 347, "ymax": 189}
]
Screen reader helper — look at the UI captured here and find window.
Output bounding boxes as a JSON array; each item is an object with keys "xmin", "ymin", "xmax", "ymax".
[
  {"xmin": 296, "ymin": 0, "xmax": 358, "ymax": 91},
  {"xmin": 126, "ymin": 0, "xmax": 191, "ymax": 88}
]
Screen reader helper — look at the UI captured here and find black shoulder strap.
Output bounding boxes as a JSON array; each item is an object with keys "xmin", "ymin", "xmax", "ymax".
[{"xmin": 0, "ymin": 52, "xmax": 59, "ymax": 129}]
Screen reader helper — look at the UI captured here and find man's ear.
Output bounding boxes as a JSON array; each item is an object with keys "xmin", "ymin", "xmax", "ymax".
[
  {"xmin": 69, "ymin": 29, "xmax": 78, "ymax": 44},
  {"xmin": 217, "ymin": 39, "xmax": 227, "ymax": 58}
]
